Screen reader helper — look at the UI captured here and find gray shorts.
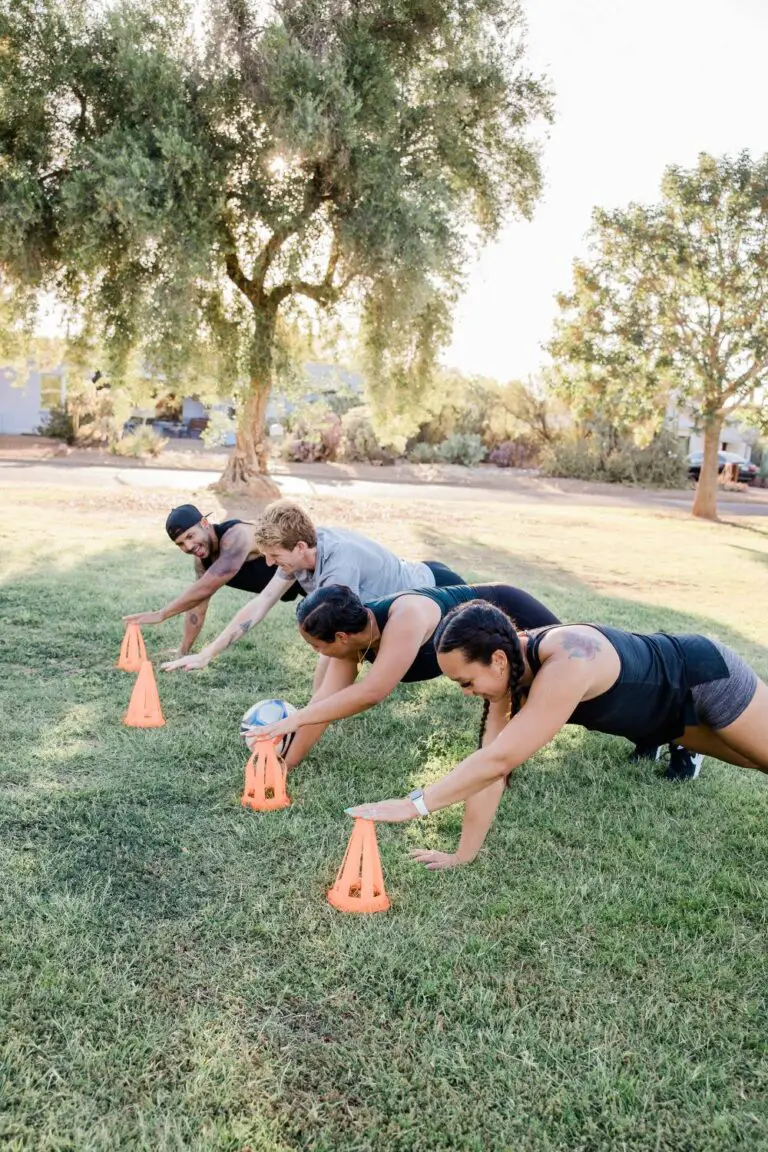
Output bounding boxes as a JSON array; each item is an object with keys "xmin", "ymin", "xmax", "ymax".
[{"xmin": 690, "ymin": 640, "xmax": 759, "ymax": 731}]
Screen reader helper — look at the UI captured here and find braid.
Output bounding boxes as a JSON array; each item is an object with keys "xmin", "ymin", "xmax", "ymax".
[
  {"xmin": 434, "ymin": 601, "xmax": 525, "ymax": 751},
  {"xmin": 478, "ymin": 699, "xmax": 490, "ymax": 749}
]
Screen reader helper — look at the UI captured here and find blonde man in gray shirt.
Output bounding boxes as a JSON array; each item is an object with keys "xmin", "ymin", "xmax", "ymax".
[{"xmin": 161, "ymin": 500, "xmax": 464, "ymax": 683}]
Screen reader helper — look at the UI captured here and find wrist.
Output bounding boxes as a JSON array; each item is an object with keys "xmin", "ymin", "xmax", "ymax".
[{"xmin": 407, "ymin": 789, "xmax": 430, "ymax": 818}]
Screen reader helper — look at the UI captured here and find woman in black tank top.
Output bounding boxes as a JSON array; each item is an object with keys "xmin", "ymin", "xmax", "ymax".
[
  {"xmin": 251, "ymin": 583, "xmax": 560, "ymax": 772},
  {"xmin": 347, "ymin": 601, "xmax": 768, "ymax": 871}
]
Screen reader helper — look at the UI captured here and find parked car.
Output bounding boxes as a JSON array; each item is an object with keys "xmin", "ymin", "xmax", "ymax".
[{"xmin": 687, "ymin": 450, "xmax": 758, "ymax": 483}]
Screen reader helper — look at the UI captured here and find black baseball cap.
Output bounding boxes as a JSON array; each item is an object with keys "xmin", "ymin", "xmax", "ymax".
[{"xmin": 165, "ymin": 504, "xmax": 211, "ymax": 541}]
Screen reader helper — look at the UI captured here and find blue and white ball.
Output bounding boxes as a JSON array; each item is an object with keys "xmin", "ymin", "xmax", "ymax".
[{"xmin": 240, "ymin": 698, "xmax": 297, "ymax": 756}]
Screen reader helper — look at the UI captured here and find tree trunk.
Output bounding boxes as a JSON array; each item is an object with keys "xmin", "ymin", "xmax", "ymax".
[
  {"xmin": 691, "ymin": 416, "xmax": 721, "ymax": 520},
  {"xmin": 215, "ymin": 307, "xmax": 281, "ymax": 498}
]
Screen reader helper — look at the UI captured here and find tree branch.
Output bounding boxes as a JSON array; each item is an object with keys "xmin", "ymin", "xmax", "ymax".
[
  {"xmin": 723, "ymin": 356, "xmax": 768, "ymax": 398},
  {"xmin": 253, "ymin": 166, "xmax": 325, "ymax": 289},
  {"xmin": 220, "ymin": 220, "xmax": 256, "ymax": 302},
  {"xmin": 267, "ymin": 227, "xmax": 345, "ymax": 308}
]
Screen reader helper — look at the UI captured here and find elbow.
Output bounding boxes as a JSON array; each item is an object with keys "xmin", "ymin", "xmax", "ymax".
[
  {"xmin": 356, "ymin": 686, "xmax": 388, "ymax": 711},
  {"xmin": 482, "ymin": 749, "xmax": 515, "ymax": 786}
]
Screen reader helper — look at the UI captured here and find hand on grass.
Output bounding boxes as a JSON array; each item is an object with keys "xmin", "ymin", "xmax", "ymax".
[
  {"xmin": 161, "ymin": 652, "xmax": 210, "ymax": 672},
  {"xmin": 123, "ymin": 610, "xmax": 165, "ymax": 626},
  {"xmin": 409, "ymin": 849, "xmax": 464, "ymax": 871},
  {"xmin": 344, "ymin": 797, "xmax": 419, "ymax": 823}
]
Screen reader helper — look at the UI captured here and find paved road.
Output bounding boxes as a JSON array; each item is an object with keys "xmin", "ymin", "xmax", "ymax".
[{"xmin": 2, "ymin": 458, "xmax": 767, "ymax": 517}]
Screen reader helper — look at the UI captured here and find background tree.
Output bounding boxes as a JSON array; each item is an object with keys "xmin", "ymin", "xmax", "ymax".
[
  {"xmin": 0, "ymin": 0, "xmax": 552, "ymax": 493},
  {"xmin": 547, "ymin": 152, "xmax": 768, "ymax": 519}
]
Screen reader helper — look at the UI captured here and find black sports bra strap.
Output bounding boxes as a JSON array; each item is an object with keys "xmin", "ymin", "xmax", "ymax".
[{"xmin": 525, "ymin": 625, "xmax": 561, "ymax": 674}]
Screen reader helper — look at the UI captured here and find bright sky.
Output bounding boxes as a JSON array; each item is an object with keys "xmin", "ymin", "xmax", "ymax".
[{"xmin": 446, "ymin": 0, "xmax": 768, "ymax": 382}]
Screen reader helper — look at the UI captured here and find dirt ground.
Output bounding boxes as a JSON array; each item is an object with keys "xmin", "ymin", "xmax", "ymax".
[{"xmin": 3, "ymin": 432, "xmax": 767, "ymax": 514}]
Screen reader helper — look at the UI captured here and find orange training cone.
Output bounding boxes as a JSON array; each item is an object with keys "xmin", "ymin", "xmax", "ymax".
[
  {"xmin": 124, "ymin": 660, "xmax": 165, "ymax": 728},
  {"xmin": 241, "ymin": 739, "xmax": 290, "ymax": 811},
  {"xmin": 117, "ymin": 623, "xmax": 147, "ymax": 672},
  {"xmin": 327, "ymin": 819, "xmax": 390, "ymax": 914}
]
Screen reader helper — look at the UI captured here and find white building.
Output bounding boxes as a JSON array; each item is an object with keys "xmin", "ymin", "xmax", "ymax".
[
  {"xmin": 0, "ymin": 363, "xmax": 66, "ymax": 434},
  {"xmin": 670, "ymin": 407, "xmax": 756, "ymax": 460}
]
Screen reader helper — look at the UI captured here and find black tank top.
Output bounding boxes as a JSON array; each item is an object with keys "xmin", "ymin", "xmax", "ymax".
[
  {"xmin": 526, "ymin": 625, "xmax": 730, "ymax": 745},
  {"xmin": 364, "ymin": 583, "xmax": 560, "ymax": 683},
  {"xmin": 202, "ymin": 520, "xmax": 304, "ymax": 601}
]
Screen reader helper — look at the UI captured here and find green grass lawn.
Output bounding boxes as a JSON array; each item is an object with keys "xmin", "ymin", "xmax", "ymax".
[{"xmin": 2, "ymin": 486, "xmax": 768, "ymax": 1151}]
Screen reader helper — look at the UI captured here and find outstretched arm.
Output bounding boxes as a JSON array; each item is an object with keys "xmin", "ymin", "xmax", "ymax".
[
  {"xmin": 410, "ymin": 698, "xmax": 509, "ymax": 871},
  {"xmin": 123, "ymin": 526, "xmax": 256, "ymax": 626},
  {"xmin": 347, "ymin": 659, "xmax": 587, "ymax": 823},
  {"xmin": 162, "ymin": 571, "xmax": 295, "ymax": 671},
  {"xmin": 254, "ymin": 607, "xmax": 430, "ymax": 740}
]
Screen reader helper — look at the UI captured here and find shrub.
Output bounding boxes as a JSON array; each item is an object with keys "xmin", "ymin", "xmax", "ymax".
[
  {"xmin": 37, "ymin": 404, "xmax": 76, "ymax": 445},
  {"xmin": 110, "ymin": 428, "xmax": 168, "ymax": 458},
  {"xmin": 339, "ymin": 406, "xmax": 393, "ymax": 463},
  {"xmin": 282, "ymin": 403, "xmax": 341, "ymax": 463},
  {"xmin": 201, "ymin": 410, "xmax": 235, "ymax": 448},
  {"xmin": 488, "ymin": 437, "xmax": 538, "ymax": 469},
  {"xmin": 407, "ymin": 441, "xmax": 438, "ymax": 464},
  {"xmin": 540, "ymin": 430, "xmax": 688, "ymax": 488},
  {"xmin": 435, "ymin": 432, "xmax": 486, "ymax": 467}
]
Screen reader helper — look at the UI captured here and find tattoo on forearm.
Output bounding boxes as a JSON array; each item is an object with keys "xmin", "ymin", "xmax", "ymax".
[
  {"xmin": 561, "ymin": 632, "xmax": 602, "ymax": 660},
  {"xmin": 190, "ymin": 612, "xmax": 199, "ymax": 626},
  {"xmin": 239, "ymin": 621, "xmax": 253, "ymax": 635}
]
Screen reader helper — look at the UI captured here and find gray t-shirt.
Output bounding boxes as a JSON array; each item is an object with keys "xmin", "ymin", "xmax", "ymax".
[{"xmin": 280, "ymin": 527, "xmax": 436, "ymax": 598}]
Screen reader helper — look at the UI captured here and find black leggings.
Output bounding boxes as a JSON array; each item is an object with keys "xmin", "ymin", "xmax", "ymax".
[{"xmin": 424, "ymin": 560, "xmax": 466, "ymax": 587}]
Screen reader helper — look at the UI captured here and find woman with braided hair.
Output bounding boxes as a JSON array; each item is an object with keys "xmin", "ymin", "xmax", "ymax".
[
  {"xmin": 252, "ymin": 582, "xmax": 561, "ymax": 866},
  {"xmin": 347, "ymin": 601, "xmax": 768, "ymax": 867}
]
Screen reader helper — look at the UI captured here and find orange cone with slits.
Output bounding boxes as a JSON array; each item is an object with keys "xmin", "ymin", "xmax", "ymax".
[
  {"xmin": 124, "ymin": 660, "xmax": 165, "ymax": 728},
  {"xmin": 241, "ymin": 739, "xmax": 291, "ymax": 811},
  {"xmin": 117, "ymin": 623, "xmax": 147, "ymax": 672},
  {"xmin": 327, "ymin": 819, "xmax": 390, "ymax": 914}
]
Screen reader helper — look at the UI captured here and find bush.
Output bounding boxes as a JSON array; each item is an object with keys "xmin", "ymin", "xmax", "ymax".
[
  {"xmin": 540, "ymin": 430, "xmax": 689, "ymax": 488},
  {"xmin": 488, "ymin": 437, "xmax": 538, "ymax": 469},
  {"xmin": 339, "ymin": 406, "xmax": 393, "ymax": 463},
  {"xmin": 37, "ymin": 405, "xmax": 76, "ymax": 444},
  {"xmin": 435, "ymin": 432, "xmax": 486, "ymax": 467},
  {"xmin": 201, "ymin": 410, "xmax": 235, "ymax": 448},
  {"xmin": 408, "ymin": 441, "xmax": 438, "ymax": 464},
  {"xmin": 282, "ymin": 402, "xmax": 341, "ymax": 463},
  {"xmin": 110, "ymin": 428, "xmax": 168, "ymax": 458}
]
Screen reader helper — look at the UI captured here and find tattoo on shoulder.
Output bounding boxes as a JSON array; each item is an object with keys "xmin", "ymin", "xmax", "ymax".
[{"xmin": 560, "ymin": 631, "xmax": 602, "ymax": 661}]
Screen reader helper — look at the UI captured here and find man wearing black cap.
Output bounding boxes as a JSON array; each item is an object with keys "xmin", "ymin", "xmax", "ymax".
[{"xmin": 123, "ymin": 505, "xmax": 302, "ymax": 655}]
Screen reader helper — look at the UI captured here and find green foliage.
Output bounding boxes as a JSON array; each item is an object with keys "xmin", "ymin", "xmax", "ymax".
[
  {"xmin": 200, "ymin": 409, "xmax": 235, "ymax": 449},
  {"xmin": 0, "ymin": 0, "xmax": 552, "ymax": 476},
  {"xmin": 36, "ymin": 404, "xmax": 76, "ymax": 444},
  {"xmin": 548, "ymin": 152, "xmax": 768, "ymax": 512},
  {"xmin": 109, "ymin": 427, "xmax": 167, "ymax": 457},
  {"xmin": 408, "ymin": 440, "xmax": 438, "ymax": 464},
  {"xmin": 413, "ymin": 372, "xmax": 562, "ymax": 454},
  {"xmin": 435, "ymin": 431, "xmax": 487, "ymax": 466},
  {"xmin": 540, "ymin": 430, "xmax": 689, "ymax": 488},
  {"xmin": 282, "ymin": 400, "xmax": 341, "ymax": 462},
  {"xmin": 339, "ymin": 404, "xmax": 392, "ymax": 463}
]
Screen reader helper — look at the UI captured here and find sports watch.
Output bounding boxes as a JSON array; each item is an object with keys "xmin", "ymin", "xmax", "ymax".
[{"xmin": 408, "ymin": 789, "xmax": 430, "ymax": 818}]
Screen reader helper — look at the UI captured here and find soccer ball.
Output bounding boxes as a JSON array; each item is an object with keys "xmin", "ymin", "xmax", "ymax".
[{"xmin": 240, "ymin": 698, "xmax": 297, "ymax": 757}]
